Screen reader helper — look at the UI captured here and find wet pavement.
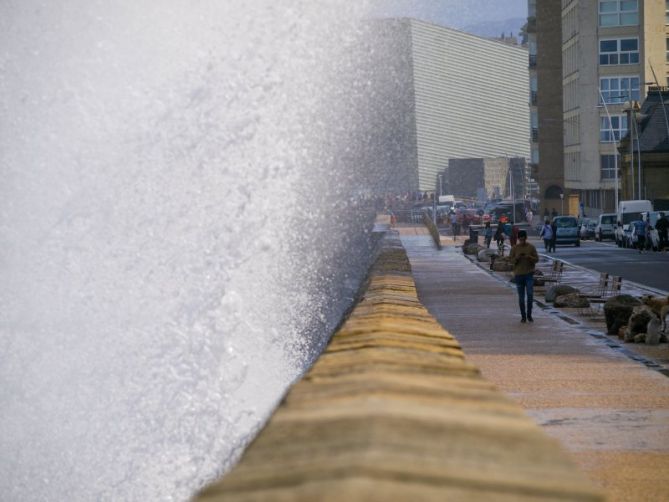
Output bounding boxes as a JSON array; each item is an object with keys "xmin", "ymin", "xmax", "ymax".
[{"xmin": 397, "ymin": 227, "xmax": 669, "ymax": 502}]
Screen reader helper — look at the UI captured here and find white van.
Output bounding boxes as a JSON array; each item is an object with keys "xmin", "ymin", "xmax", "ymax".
[
  {"xmin": 595, "ymin": 213, "xmax": 617, "ymax": 241},
  {"xmin": 617, "ymin": 200, "xmax": 653, "ymax": 225}
]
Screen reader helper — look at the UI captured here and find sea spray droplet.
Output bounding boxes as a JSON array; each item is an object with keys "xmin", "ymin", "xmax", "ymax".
[{"xmin": 1, "ymin": 1, "xmax": 391, "ymax": 500}]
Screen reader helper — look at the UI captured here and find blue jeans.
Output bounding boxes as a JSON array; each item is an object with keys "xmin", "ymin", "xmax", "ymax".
[{"xmin": 515, "ymin": 273, "xmax": 534, "ymax": 318}]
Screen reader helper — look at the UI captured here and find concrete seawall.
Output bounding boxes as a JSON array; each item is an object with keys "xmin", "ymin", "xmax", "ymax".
[{"xmin": 198, "ymin": 233, "xmax": 603, "ymax": 501}]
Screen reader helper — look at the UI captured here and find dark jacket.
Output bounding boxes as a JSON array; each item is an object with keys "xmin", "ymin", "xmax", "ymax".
[{"xmin": 509, "ymin": 242, "xmax": 539, "ymax": 276}]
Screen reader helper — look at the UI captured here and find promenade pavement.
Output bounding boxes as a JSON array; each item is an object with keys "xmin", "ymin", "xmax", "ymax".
[{"xmin": 397, "ymin": 227, "xmax": 669, "ymax": 502}]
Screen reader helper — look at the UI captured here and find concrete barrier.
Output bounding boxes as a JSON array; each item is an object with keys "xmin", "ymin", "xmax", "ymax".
[{"xmin": 198, "ymin": 234, "xmax": 603, "ymax": 501}]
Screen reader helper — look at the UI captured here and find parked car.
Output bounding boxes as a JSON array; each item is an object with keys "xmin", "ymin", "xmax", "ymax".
[
  {"xmin": 596, "ymin": 213, "xmax": 617, "ymax": 241},
  {"xmin": 621, "ymin": 223, "xmax": 635, "ymax": 248},
  {"xmin": 579, "ymin": 218, "xmax": 596, "ymax": 240},
  {"xmin": 553, "ymin": 216, "xmax": 580, "ymax": 246}
]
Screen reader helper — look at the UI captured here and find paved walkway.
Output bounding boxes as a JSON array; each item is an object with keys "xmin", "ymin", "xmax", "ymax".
[{"xmin": 399, "ymin": 231, "xmax": 669, "ymax": 502}]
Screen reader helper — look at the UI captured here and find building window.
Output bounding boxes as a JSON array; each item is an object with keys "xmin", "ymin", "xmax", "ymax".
[
  {"xmin": 599, "ymin": 38, "xmax": 639, "ymax": 65},
  {"xmin": 600, "ymin": 115, "xmax": 628, "ymax": 142},
  {"xmin": 601, "ymin": 155, "xmax": 618, "ymax": 179},
  {"xmin": 585, "ymin": 190, "xmax": 602, "ymax": 209},
  {"xmin": 599, "ymin": 0, "xmax": 638, "ymax": 27},
  {"xmin": 666, "ymin": 37, "xmax": 669, "ymax": 61},
  {"xmin": 600, "ymin": 76, "xmax": 640, "ymax": 103},
  {"xmin": 666, "ymin": 0, "xmax": 669, "ymax": 24}
]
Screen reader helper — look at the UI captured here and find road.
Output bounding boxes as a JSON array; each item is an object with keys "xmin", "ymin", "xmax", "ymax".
[{"xmin": 528, "ymin": 237, "xmax": 669, "ymax": 293}]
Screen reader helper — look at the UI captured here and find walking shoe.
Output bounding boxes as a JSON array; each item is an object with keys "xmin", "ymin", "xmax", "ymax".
[
  {"xmin": 521, "ymin": 317, "xmax": 527, "ymax": 323},
  {"xmin": 527, "ymin": 315, "xmax": 534, "ymax": 322}
]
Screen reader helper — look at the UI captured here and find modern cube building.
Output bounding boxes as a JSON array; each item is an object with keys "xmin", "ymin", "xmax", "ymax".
[{"xmin": 366, "ymin": 18, "xmax": 530, "ymax": 193}]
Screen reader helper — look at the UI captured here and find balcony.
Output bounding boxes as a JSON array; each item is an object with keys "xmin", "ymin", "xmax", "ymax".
[
  {"xmin": 529, "ymin": 54, "xmax": 537, "ymax": 68},
  {"xmin": 531, "ymin": 128, "xmax": 539, "ymax": 142},
  {"xmin": 530, "ymin": 91, "xmax": 537, "ymax": 106}
]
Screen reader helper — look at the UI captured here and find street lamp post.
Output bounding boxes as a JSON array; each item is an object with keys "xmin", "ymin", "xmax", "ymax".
[
  {"xmin": 509, "ymin": 166, "xmax": 516, "ymax": 226},
  {"xmin": 560, "ymin": 192, "xmax": 564, "ymax": 215},
  {"xmin": 597, "ymin": 89, "xmax": 620, "ymax": 213},
  {"xmin": 623, "ymin": 100, "xmax": 644, "ymax": 200}
]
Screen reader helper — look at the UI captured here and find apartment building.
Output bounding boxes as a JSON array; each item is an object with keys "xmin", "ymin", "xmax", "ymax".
[
  {"xmin": 527, "ymin": 0, "xmax": 565, "ymax": 216},
  {"xmin": 561, "ymin": 0, "xmax": 668, "ymax": 216}
]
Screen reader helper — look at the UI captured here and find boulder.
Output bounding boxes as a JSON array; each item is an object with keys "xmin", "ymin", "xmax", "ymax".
[
  {"xmin": 617, "ymin": 325, "xmax": 627, "ymax": 339},
  {"xmin": 545, "ymin": 284, "xmax": 579, "ymax": 303},
  {"xmin": 554, "ymin": 293, "xmax": 590, "ymax": 308},
  {"xmin": 491, "ymin": 257, "xmax": 513, "ymax": 272},
  {"xmin": 645, "ymin": 317, "xmax": 662, "ymax": 345},
  {"xmin": 463, "ymin": 243, "xmax": 483, "ymax": 255},
  {"xmin": 625, "ymin": 305, "xmax": 656, "ymax": 341},
  {"xmin": 604, "ymin": 295, "xmax": 642, "ymax": 336},
  {"xmin": 477, "ymin": 249, "xmax": 497, "ymax": 262}
]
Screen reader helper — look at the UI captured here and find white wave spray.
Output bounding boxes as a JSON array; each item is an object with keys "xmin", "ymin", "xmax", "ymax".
[{"xmin": 0, "ymin": 1, "xmax": 406, "ymax": 500}]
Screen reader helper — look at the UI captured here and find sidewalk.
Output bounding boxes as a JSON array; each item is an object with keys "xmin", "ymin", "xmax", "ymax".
[{"xmin": 398, "ymin": 231, "xmax": 669, "ymax": 502}]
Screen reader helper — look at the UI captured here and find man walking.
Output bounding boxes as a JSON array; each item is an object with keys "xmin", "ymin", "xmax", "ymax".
[
  {"xmin": 656, "ymin": 212, "xmax": 668, "ymax": 251},
  {"xmin": 509, "ymin": 230, "xmax": 539, "ymax": 323}
]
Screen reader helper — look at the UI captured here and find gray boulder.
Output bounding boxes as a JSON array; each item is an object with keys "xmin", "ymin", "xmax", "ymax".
[
  {"xmin": 545, "ymin": 284, "xmax": 579, "ymax": 303},
  {"xmin": 623, "ymin": 305, "xmax": 656, "ymax": 342},
  {"xmin": 477, "ymin": 249, "xmax": 497, "ymax": 262},
  {"xmin": 604, "ymin": 295, "xmax": 642, "ymax": 336},
  {"xmin": 463, "ymin": 243, "xmax": 483, "ymax": 255},
  {"xmin": 646, "ymin": 317, "xmax": 662, "ymax": 345},
  {"xmin": 633, "ymin": 333, "xmax": 646, "ymax": 343},
  {"xmin": 491, "ymin": 256, "xmax": 513, "ymax": 272},
  {"xmin": 554, "ymin": 293, "xmax": 590, "ymax": 308}
]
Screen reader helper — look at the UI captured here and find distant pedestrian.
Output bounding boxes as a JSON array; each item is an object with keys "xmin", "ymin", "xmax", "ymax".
[
  {"xmin": 509, "ymin": 230, "xmax": 539, "ymax": 323},
  {"xmin": 539, "ymin": 219, "xmax": 553, "ymax": 252},
  {"xmin": 656, "ymin": 212, "xmax": 668, "ymax": 251},
  {"xmin": 510, "ymin": 225, "xmax": 519, "ymax": 247},
  {"xmin": 632, "ymin": 221, "xmax": 646, "ymax": 253},
  {"xmin": 526, "ymin": 209, "xmax": 534, "ymax": 225},
  {"xmin": 644, "ymin": 218, "xmax": 653, "ymax": 251},
  {"xmin": 456, "ymin": 210, "xmax": 464, "ymax": 235},
  {"xmin": 483, "ymin": 221, "xmax": 493, "ymax": 248},
  {"xmin": 550, "ymin": 219, "xmax": 558, "ymax": 252},
  {"xmin": 449, "ymin": 211, "xmax": 458, "ymax": 241},
  {"xmin": 551, "ymin": 208, "xmax": 558, "ymax": 218},
  {"xmin": 494, "ymin": 223, "xmax": 506, "ymax": 255}
]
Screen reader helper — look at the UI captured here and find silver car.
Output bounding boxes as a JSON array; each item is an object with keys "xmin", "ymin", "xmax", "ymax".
[
  {"xmin": 554, "ymin": 216, "xmax": 580, "ymax": 247},
  {"xmin": 595, "ymin": 213, "xmax": 617, "ymax": 241}
]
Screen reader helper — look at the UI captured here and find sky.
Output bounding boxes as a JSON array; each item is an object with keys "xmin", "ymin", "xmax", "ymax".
[{"xmin": 371, "ymin": 0, "xmax": 528, "ymax": 30}]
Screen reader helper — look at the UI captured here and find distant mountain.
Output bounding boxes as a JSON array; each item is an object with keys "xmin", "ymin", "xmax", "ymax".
[{"xmin": 461, "ymin": 17, "xmax": 526, "ymax": 42}]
